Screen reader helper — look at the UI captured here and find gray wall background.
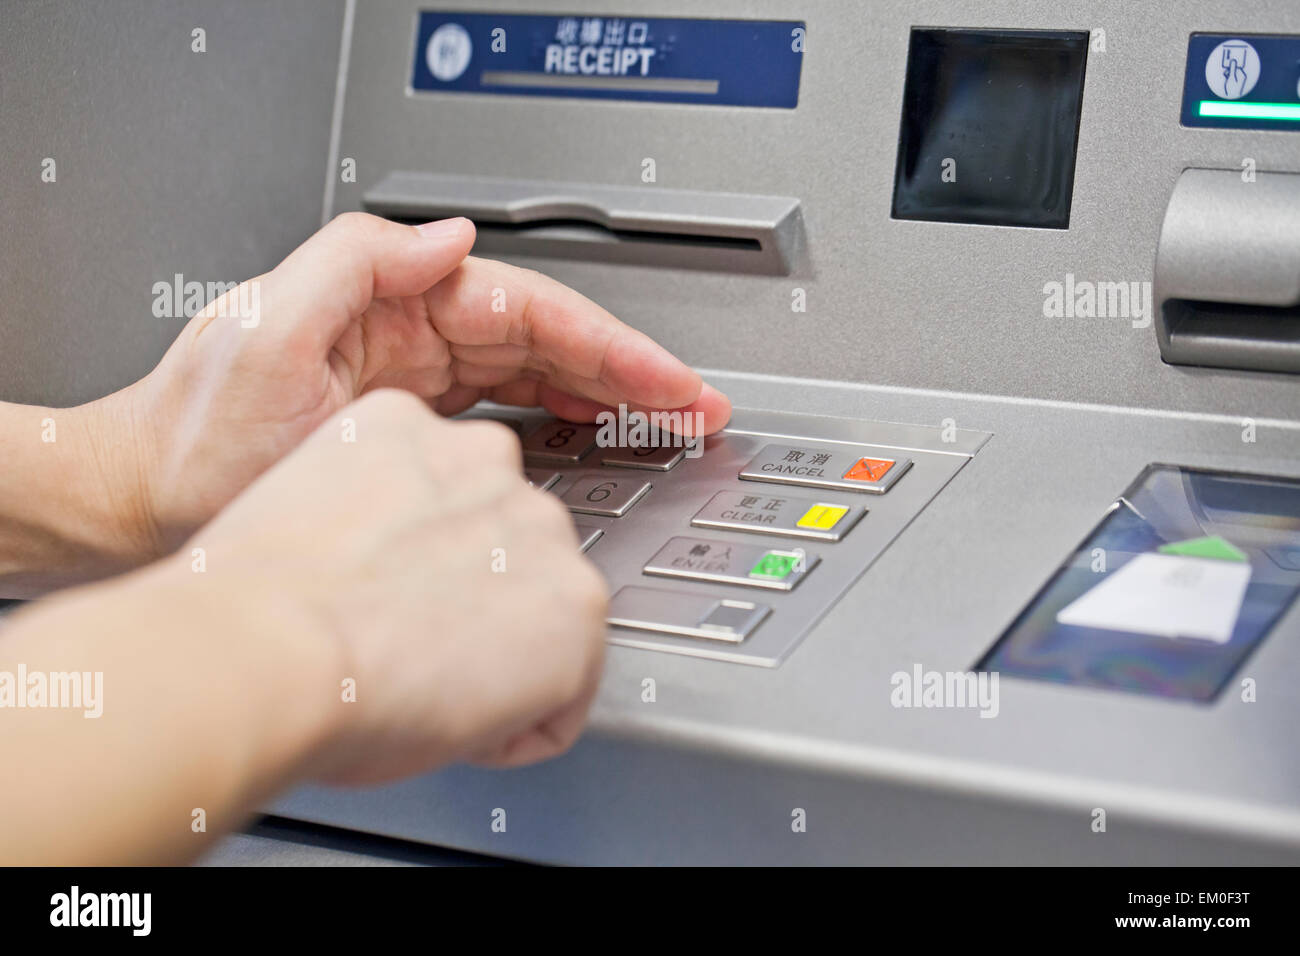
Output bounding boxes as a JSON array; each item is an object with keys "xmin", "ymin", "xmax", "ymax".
[{"xmin": 0, "ymin": 0, "xmax": 345, "ymax": 405}]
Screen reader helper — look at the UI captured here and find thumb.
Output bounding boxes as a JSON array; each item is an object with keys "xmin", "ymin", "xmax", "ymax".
[{"xmin": 263, "ymin": 212, "xmax": 476, "ymax": 354}]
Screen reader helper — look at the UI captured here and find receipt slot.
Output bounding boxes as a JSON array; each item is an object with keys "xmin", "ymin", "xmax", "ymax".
[{"xmin": 364, "ymin": 172, "xmax": 804, "ymax": 275}]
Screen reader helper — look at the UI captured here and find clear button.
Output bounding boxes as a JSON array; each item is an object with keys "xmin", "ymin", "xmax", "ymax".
[{"xmin": 691, "ymin": 490, "xmax": 864, "ymax": 541}]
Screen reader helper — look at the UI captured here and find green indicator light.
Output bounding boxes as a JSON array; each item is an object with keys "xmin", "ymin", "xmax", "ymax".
[
  {"xmin": 1198, "ymin": 100, "xmax": 1300, "ymax": 121},
  {"xmin": 750, "ymin": 552, "xmax": 798, "ymax": 580},
  {"xmin": 1158, "ymin": 535, "xmax": 1248, "ymax": 563}
]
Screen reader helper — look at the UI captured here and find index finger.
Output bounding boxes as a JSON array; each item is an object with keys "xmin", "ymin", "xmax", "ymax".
[{"xmin": 423, "ymin": 256, "xmax": 731, "ymax": 430}]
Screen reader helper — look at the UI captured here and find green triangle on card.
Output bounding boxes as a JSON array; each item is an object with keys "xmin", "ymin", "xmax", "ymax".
[{"xmin": 1158, "ymin": 535, "xmax": 1248, "ymax": 563}]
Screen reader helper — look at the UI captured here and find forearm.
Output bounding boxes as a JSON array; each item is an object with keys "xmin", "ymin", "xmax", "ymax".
[
  {"xmin": 0, "ymin": 391, "xmax": 159, "ymax": 597},
  {"xmin": 0, "ymin": 556, "xmax": 342, "ymax": 864}
]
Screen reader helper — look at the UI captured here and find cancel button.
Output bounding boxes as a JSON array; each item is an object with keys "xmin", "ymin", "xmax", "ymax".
[{"xmin": 740, "ymin": 443, "xmax": 911, "ymax": 495}]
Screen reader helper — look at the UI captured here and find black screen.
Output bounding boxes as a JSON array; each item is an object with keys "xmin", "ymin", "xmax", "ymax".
[{"xmin": 891, "ymin": 28, "xmax": 1088, "ymax": 229}]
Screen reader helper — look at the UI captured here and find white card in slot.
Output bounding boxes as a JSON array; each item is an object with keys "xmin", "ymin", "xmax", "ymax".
[{"xmin": 1055, "ymin": 553, "xmax": 1251, "ymax": 643}]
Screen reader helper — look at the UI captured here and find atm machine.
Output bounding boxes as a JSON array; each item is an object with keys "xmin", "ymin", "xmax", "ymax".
[
  {"xmin": 259, "ymin": 0, "xmax": 1300, "ymax": 865},
  {"xmin": 6, "ymin": 1, "xmax": 1300, "ymax": 865}
]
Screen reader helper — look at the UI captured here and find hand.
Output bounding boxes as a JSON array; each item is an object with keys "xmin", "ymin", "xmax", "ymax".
[
  {"xmin": 0, "ymin": 388, "xmax": 608, "ymax": 862},
  {"xmin": 191, "ymin": 388, "xmax": 608, "ymax": 780},
  {"xmin": 108, "ymin": 212, "xmax": 730, "ymax": 556}
]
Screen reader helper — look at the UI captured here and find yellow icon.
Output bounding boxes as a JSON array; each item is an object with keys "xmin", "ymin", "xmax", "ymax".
[{"xmin": 796, "ymin": 504, "xmax": 847, "ymax": 530}]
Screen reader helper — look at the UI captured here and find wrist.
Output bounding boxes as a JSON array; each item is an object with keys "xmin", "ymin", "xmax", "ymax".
[
  {"xmin": 70, "ymin": 385, "xmax": 166, "ymax": 567},
  {"xmin": 0, "ymin": 389, "xmax": 162, "ymax": 596},
  {"xmin": 0, "ymin": 552, "xmax": 351, "ymax": 861},
  {"xmin": 128, "ymin": 553, "xmax": 351, "ymax": 793}
]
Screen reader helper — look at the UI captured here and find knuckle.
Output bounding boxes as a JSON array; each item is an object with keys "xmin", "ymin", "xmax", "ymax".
[
  {"xmin": 547, "ymin": 726, "xmax": 584, "ymax": 760},
  {"xmin": 328, "ymin": 210, "xmax": 382, "ymax": 238},
  {"xmin": 548, "ymin": 553, "xmax": 607, "ymax": 631},
  {"xmin": 529, "ymin": 485, "xmax": 575, "ymax": 534},
  {"xmin": 453, "ymin": 419, "xmax": 522, "ymax": 463},
  {"xmin": 554, "ymin": 672, "xmax": 589, "ymax": 717},
  {"xmin": 565, "ymin": 609, "xmax": 606, "ymax": 699},
  {"xmin": 550, "ymin": 619, "xmax": 597, "ymax": 696},
  {"xmin": 569, "ymin": 557, "xmax": 607, "ymax": 609},
  {"xmin": 355, "ymin": 396, "xmax": 442, "ymax": 466},
  {"xmin": 352, "ymin": 389, "xmax": 432, "ymax": 433}
]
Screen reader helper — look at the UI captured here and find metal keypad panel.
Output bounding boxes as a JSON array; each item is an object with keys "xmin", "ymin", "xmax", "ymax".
[{"xmin": 463, "ymin": 406, "xmax": 985, "ymax": 666}]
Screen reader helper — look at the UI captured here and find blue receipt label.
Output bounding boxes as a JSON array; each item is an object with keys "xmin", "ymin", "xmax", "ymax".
[{"xmin": 412, "ymin": 12, "xmax": 804, "ymax": 108}]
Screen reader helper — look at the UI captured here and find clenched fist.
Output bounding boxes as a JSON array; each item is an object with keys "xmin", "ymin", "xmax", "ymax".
[{"xmin": 192, "ymin": 389, "xmax": 608, "ymax": 780}]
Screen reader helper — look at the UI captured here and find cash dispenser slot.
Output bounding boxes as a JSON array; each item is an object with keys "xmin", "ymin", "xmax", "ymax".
[
  {"xmin": 364, "ymin": 172, "xmax": 803, "ymax": 275},
  {"xmin": 1154, "ymin": 168, "xmax": 1300, "ymax": 373}
]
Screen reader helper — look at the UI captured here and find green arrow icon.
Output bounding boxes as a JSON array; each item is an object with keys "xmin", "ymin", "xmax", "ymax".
[{"xmin": 1157, "ymin": 535, "xmax": 1248, "ymax": 563}]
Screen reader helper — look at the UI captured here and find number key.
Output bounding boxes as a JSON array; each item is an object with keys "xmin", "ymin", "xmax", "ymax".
[
  {"xmin": 523, "ymin": 421, "xmax": 599, "ymax": 464},
  {"xmin": 561, "ymin": 475, "xmax": 652, "ymax": 517}
]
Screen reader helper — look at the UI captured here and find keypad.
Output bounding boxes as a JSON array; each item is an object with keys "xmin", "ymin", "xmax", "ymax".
[{"xmin": 456, "ymin": 409, "xmax": 976, "ymax": 666}]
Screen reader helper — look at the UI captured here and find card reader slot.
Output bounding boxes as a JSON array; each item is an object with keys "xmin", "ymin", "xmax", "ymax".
[
  {"xmin": 363, "ymin": 171, "xmax": 802, "ymax": 275},
  {"xmin": 1154, "ymin": 168, "xmax": 1300, "ymax": 373}
]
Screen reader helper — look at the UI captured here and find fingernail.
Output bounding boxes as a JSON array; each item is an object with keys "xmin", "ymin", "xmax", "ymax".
[{"xmin": 415, "ymin": 217, "xmax": 471, "ymax": 239}]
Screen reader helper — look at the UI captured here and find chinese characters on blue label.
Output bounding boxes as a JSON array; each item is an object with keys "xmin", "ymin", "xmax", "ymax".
[{"xmin": 412, "ymin": 12, "xmax": 805, "ymax": 108}]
